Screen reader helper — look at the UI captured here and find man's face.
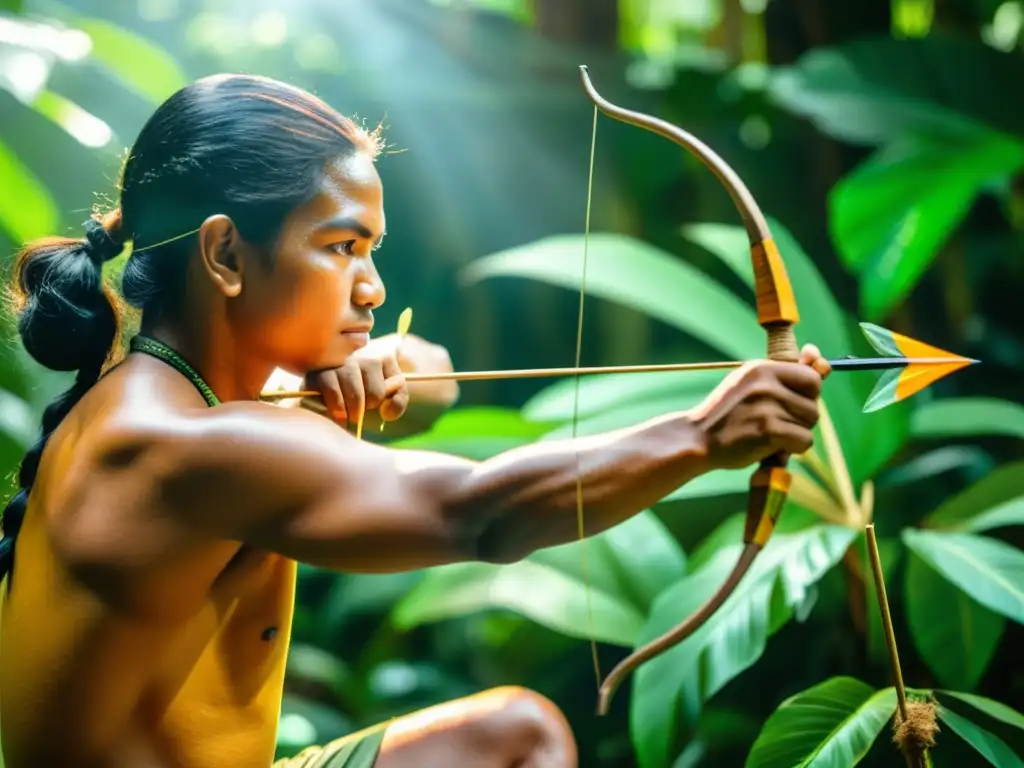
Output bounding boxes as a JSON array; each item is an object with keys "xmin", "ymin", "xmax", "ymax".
[{"xmin": 232, "ymin": 150, "xmax": 388, "ymax": 376}]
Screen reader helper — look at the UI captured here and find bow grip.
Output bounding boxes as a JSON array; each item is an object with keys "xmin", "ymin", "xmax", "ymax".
[{"xmin": 745, "ymin": 237, "xmax": 800, "ymax": 547}]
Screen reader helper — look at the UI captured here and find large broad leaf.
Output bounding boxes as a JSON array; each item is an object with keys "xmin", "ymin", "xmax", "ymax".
[
  {"xmin": 923, "ymin": 461, "xmax": 1024, "ymax": 532},
  {"xmin": 389, "ymin": 407, "xmax": 551, "ymax": 460},
  {"xmin": 522, "ymin": 368, "xmax": 727, "ymax": 424},
  {"xmin": 911, "ymin": 397, "xmax": 1024, "ymax": 441},
  {"xmin": 938, "ymin": 690, "xmax": 1024, "ymax": 731},
  {"xmin": 75, "ymin": 18, "xmax": 187, "ymax": 104},
  {"xmin": 829, "ymin": 134, "xmax": 1024, "ymax": 320},
  {"xmin": 664, "ymin": 466, "xmax": 751, "ymax": 503},
  {"xmin": 462, "ymin": 233, "xmax": 763, "ymax": 361},
  {"xmin": 0, "ymin": 137, "xmax": 59, "ymax": 244},
  {"xmin": 537, "ymin": 395, "xmax": 708, "ymax": 441},
  {"xmin": 391, "ymin": 511, "xmax": 685, "ymax": 647},
  {"xmin": 905, "ymin": 550, "xmax": 1004, "ymax": 690},
  {"xmin": 745, "ymin": 677, "xmax": 897, "ymax": 768},
  {"xmin": 937, "ymin": 706, "xmax": 1024, "ymax": 767},
  {"xmin": 680, "ymin": 217, "xmax": 907, "ymax": 484},
  {"xmin": 901, "ymin": 529, "xmax": 1024, "ymax": 624},
  {"xmin": 629, "ymin": 524, "xmax": 856, "ymax": 768},
  {"xmin": 766, "ymin": 35, "xmax": 1024, "ymax": 147},
  {"xmin": 767, "ymin": 36, "xmax": 1024, "ymax": 320}
]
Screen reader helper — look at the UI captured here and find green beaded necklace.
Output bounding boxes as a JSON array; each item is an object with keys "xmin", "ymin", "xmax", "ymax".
[{"xmin": 129, "ymin": 335, "xmax": 221, "ymax": 407}]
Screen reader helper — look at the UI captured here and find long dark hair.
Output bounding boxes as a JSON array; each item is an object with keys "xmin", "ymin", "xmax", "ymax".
[{"xmin": 0, "ymin": 74, "xmax": 382, "ymax": 582}]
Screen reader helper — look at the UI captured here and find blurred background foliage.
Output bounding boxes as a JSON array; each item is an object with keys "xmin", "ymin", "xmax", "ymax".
[{"xmin": 2, "ymin": 0, "xmax": 1024, "ymax": 766}]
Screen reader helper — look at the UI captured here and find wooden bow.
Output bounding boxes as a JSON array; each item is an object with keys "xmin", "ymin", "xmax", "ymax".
[{"xmin": 575, "ymin": 65, "xmax": 805, "ymax": 715}]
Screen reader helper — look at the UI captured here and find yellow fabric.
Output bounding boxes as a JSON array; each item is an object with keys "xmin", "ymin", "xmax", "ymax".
[
  {"xmin": 149, "ymin": 556, "xmax": 300, "ymax": 767},
  {"xmin": 1, "ymin": 504, "xmax": 302, "ymax": 767}
]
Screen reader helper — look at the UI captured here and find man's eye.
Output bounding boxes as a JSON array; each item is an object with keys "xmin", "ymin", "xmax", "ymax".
[{"xmin": 332, "ymin": 240, "xmax": 357, "ymax": 256}]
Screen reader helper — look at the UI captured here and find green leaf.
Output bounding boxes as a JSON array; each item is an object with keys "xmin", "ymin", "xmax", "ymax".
[
  {"xmin": 390, "ymin": 407, "xmax": 551, "ymax": 460},
  {"xmin": 767, "ymin": 36, "xmax": 1024, "ymax": 146},
  {"xmin": 664, "ymin": 466, "xmax": 752, "ymax": 502},
  {"xmin": 901, "ymin": 529, "xmax": 1024, "ymax": 623},
  {"xmin": 630, "ymin": 525, "xmax": 856, "ymax": 767},
  {"xmin": 391, "ymin": 511, "xmax": 684, "ymax": 647},
  {"xmin": 924, "ymin": 462, "xmax": 1024, "ymax": 532},
  {"xmin": 29, "ymin": 89, "xmax": 113, "ymax": 149},
  {"xmin": 462, "ymin": 233, "xmax": 762, "ymax": 361},
  {"xmin": 905, "ymin": 550, "xmax": 1004, "ymax": 690},
  {"xmin": 523, "ymin": 368, "xmax": 727, "ymax": 424},
  {"xmin": 830, "ymin": 134, "xmax": 1024, "ymax": 320},
  {"xmin": 538, "ymin": 396, "xmax": 704, "ymax": 441},
  {"xmin": 76, "ymin": 18, "xmax": 188, "ymax": 104},
  {"xmin": 937, "ymin": 705, "xmax": 1024, "ymax": 767},
  {"xmin": 0, "ymin": 137, "xmax": 59, "ymax": 244},
  {"xmin": 938, "ymin": 690, "xmax": 1024, "ymax": 731},
  {"xmin": 745, "ymin": 677, "xmax": 897, "ymax": 768},
  {"xmin": 911, "ymin": 397, "xmax": 1024, "ymax": 441}
]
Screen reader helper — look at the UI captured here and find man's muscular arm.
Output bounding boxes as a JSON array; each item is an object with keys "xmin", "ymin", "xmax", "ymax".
[
  {"xmin": 148, "ymin": 401, "xmax": 709, "ymax": 572},
  {"xmin": 141, "ymin": 354, "xmax": 825, "ymax": 573}
]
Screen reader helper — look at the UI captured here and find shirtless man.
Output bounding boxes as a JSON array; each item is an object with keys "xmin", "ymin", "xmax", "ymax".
[{"xmin": 0, "ymin": 74, "xmax": 830, "ymax": 767}]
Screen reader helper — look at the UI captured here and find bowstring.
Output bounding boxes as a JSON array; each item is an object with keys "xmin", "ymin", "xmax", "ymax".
[{"xmin": 575, "ymin": 104, "xmax": 601, "ymax": 692}]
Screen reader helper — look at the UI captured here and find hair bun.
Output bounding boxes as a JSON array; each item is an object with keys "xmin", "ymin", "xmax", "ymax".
[{"xmin": 83, "ymin": 219, "xmax": 123, "ymax": 263}]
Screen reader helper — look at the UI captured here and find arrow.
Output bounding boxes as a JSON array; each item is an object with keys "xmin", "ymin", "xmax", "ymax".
[{"xmin": 260, "ymin": 324, "xmax": 976, "ymax": 414}]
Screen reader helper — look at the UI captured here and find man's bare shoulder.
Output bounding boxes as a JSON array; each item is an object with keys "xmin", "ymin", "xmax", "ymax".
[{"xmin": 44, "ymin": 357, "xmax": 352, "ymax": 556}]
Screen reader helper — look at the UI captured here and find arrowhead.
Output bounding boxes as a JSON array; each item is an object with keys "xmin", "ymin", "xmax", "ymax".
[{"xmin": 858, "ymin": 324, "xmax": 978, "ymax": 412}]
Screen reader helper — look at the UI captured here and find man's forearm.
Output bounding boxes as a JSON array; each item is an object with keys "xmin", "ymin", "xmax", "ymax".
[{"xmin": 447, "ymin": 411, "xmax": 711, "ymax": 562}]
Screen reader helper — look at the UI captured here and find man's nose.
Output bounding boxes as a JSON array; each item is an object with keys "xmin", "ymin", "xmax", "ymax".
[{"xmin": 353, "ymin": 267, "xmax": 385, "ymax": 309}]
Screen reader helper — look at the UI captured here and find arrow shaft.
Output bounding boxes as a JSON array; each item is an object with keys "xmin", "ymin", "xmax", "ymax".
[{"xmin": 259, "ymin": 356, "xmax": 964, "ymax": 400}]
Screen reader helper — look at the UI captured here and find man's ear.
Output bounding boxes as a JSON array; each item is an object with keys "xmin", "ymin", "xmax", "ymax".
[{"xmin": 197, "ymin": 214, "xmax": 244, "ymax": 298}]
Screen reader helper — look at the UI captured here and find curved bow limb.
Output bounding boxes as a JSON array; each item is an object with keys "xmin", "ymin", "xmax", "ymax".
[{"xmin": 578, "ymin": 65, "xmax": 802, "ymax": 716}]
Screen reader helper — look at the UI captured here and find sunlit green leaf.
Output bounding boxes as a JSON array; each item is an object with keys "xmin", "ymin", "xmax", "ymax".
[
  {"xmin": 523, "ymin": 368, "xmax": 727, "ymax": 424},
  {"xmin": 911, "ymin": 397, "xmax": 1024, "ymax": 441},
  {"xmin": 30, "ymin": 90, "xmax": 113, "ymax": 149},
  {"xmin": 462, "ymin": 233, "xmax": 762, "ymax": 361},
  {"xmin": 539, "ymin": 396, "xmax": 703, "ymax": 441},
  {"xmin": 830, "ymin": 134, "xmax": 1024, "ymax": 320},
  {"xmin": 664, "ymin": 466, "xmax": 751, "ymax": 502},
  {"xmin": 391, "ymin": 511, "xmax": 684, "ymax": 647},
  {"xmin": 0, "ymin": 137, "xmax": 59, "ymax": 244},
  {"xmin": 390, "ymin": 407, "xmax": 551, "ymax": 460},
  {"xmin": 937, "ymin": 705, "xmax": 1024, "ymax": 767},
  {"xmin": 924, "ymin": 462, "xmax": 1024, "ymax": 532},
  {"xmin": 902, "ymin": 529, "xmax": 1024, "ymax": 623},
  {"xmin": 630, "ymin": 524, "xmax": 856, "ymax": 767},
  {"xmin": 745, "ymin": 677, "xmax": 896, "ymax": 768},
  {"xmin": 76, "ymin": 18, "xmax": 188, "ymax": 104},
  {"xmin": 905, "ymin": 550, "xmax": 1004, "ymax": 690}
]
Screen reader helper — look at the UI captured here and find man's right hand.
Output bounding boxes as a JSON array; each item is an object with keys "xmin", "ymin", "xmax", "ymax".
[{"xmin": 690, "ymin": 343, "xmax": 831, "ymax": 471}]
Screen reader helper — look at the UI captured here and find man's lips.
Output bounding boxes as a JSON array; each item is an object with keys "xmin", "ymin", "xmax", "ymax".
[{"xmin": 342, "ymin": 326, "xmax": 372, "ymax": 347}]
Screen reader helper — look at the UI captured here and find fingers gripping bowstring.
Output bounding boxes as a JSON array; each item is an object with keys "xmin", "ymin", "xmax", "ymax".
[{"xmin": 575, "ymin": 103, "xmax": 602, "ymax": 691}]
